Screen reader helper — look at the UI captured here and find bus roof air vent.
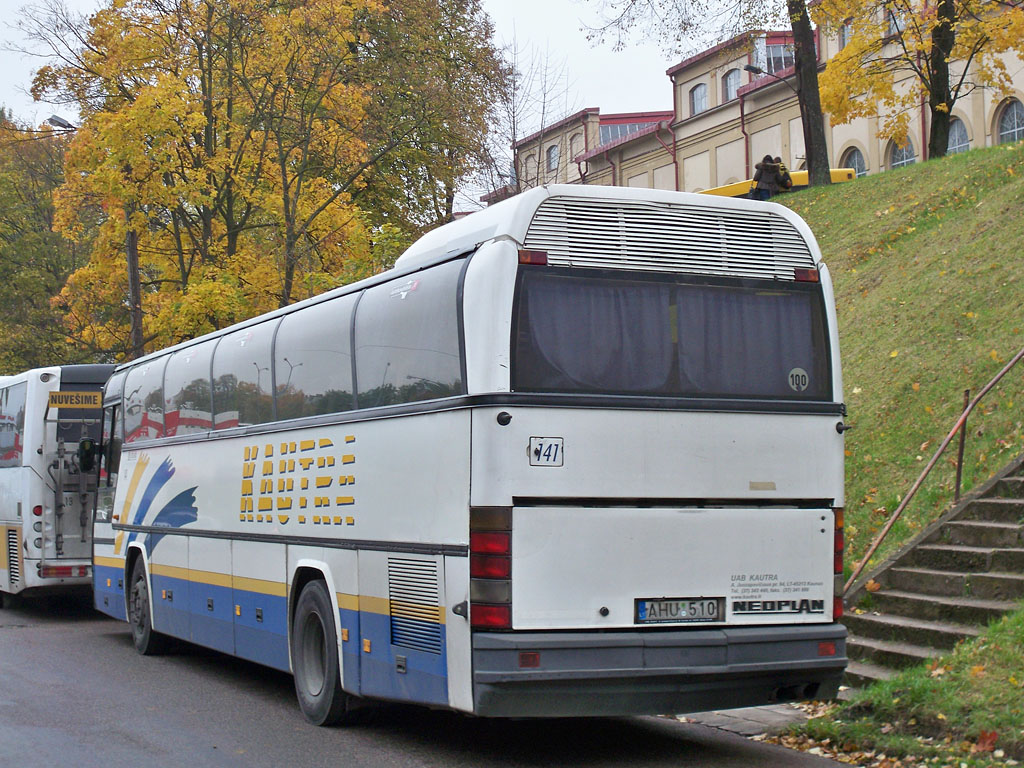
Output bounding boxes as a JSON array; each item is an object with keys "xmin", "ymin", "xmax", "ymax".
[{"xmin": 523, "ymin": 196, "xmax": 816, "ymax": 280}]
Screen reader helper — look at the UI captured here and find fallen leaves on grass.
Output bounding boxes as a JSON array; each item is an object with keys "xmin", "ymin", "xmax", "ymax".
[{"xmin": 974, "ymin": 730, "xmax": 998, "ymax": 753}]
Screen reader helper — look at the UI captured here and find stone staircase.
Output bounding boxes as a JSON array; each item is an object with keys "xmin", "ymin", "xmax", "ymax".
[{"xmin": 843, "ymin": 455, "xmax": 1024, "ymax": 687}]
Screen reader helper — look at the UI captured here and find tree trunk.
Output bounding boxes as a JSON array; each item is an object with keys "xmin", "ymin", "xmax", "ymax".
[
  {"xmin": 789, "ymin": 0, "xmax": 831, "ymax": 186},
  {"xmin": 125, "ymin": 223, "xmax": 145, "ymax": 360},
  {"xmin": 927, "ymin": 0, "xmax": 956, "ymax": 159}
]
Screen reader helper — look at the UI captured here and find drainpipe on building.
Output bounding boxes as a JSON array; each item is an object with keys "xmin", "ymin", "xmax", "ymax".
[
  {"xmin": 576, "ymin": 160, "xmax": 588, "ymax": 183},
  {"xmin": 604, "ymin": 150, "xmax": 618, "ymax": 185},
  {"xmin": 653, "ymin": 121, "xmax": 678, "ymax": 191},
  {"xmin": 740, "ymin": 91, "xmax": 751, "ymax": 179}
]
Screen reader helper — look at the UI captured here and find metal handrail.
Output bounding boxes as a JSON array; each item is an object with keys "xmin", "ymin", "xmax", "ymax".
[{"xmin": 843, "ymin": 344, "xmax": 1024, "ymax": 595}]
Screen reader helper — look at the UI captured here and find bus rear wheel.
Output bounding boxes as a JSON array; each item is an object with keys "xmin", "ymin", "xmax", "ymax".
[
  {"xmin": 128, "ymin": 558, "xmax": 169, "ymax": 655},
  {"xmin": 291, "ymin": 579, "xmax": 352, "ymax": 725}
]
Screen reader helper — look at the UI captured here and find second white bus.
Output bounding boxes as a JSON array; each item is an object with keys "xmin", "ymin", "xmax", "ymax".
[
  {"xmin": 1, "ymin": 364, "xmax": 114, "ymax": 605},
  {"xmin": 93, "ymin": 185, "xmax": 847, "ymax": 723}
]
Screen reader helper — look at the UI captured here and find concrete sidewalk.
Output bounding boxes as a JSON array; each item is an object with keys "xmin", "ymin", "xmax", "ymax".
[{"xmin": 679, "ymin": 703, "xmax": 810, "ymax": 737}]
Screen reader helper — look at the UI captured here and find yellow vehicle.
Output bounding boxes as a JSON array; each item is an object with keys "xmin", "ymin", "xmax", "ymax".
[{"xmin": 700, "ymin": 168, "xmax": 856, "ymax": 198}]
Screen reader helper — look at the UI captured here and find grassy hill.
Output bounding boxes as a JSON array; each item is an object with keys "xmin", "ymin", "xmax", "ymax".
[
  {"xmin": 781, "ymin": 141, "xmax": 1024, "ymax": 575},
  {"xmin": 775, "ymin": 142, "xmax": 1024, "ymax": 765}
]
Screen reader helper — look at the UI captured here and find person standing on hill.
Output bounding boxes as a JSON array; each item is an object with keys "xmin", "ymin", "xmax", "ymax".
[{"xmin": 751, "ymin": 154, "xmax": 786, "ymax": 200}]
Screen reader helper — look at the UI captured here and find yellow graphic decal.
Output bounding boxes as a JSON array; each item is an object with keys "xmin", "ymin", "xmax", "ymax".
[
  {"xmin": 239, "ymin": 434, "xmax": 357, "ymax": 528},
  {"xmin": 115, "ymin": 455, "xmax": 151, "ymax": 554}
]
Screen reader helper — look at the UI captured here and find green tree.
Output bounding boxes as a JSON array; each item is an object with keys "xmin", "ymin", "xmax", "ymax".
[{"xmin": 0, "ymin": 117, "xmax": 94, "ymax": 369}]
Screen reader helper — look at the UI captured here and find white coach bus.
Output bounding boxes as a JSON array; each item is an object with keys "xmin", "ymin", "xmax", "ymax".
[
  {"xmin": 1, "ymin": 364, "xmax": 114, "ymax": 605},
  {"xmin": 92, "ymin": 185, "xmax": 847, "ymax": 724}
]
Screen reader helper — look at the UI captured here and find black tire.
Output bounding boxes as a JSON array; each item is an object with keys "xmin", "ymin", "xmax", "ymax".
[
  {"xmin": 127, "ymin": 557, "xmax": 169, "ymax": 655},
  {"xmin": 292, "ymin": 580, "xmax": 352, "ymax": 725}
]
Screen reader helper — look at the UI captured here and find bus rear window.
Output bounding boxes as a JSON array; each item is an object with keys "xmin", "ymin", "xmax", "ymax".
[{"xmin": 512, "ymin": 269, "xmax": 831, "ymax": 400}]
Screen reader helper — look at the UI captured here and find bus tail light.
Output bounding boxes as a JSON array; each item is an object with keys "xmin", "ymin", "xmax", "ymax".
[
  {"xmin": 833, "ymin": 507, "xmax": 844, "ymax": 620},
  {"xmin": 33, "ymin": 505, "xmax": 43, "ymax": 516},
  {"xmin": 39, "ymin": 565, "xmax": 89, "ymax": 579},
  {"xmin": 518, "ymin": 249, "xmax": 548, "ymax": 266},
  {"xmin": 793, "ymin": 267, "xmax": 819, "ymax": 282},
  {"xmin": 470, "ymin": 507, "xmax": 512, "ymax": 630}
]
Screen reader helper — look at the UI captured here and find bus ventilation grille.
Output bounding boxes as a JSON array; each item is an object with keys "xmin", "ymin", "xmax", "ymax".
[
  {"xmin": 7, "ymin": 529, "xmax": 20, "ymax": 585},
  {"xmin": 388, "ymin": 557, "xmax": 442, "ymax": 655},
  {"xmin": 524, "ymin": 195, "xmax": 816, "ymax": 279}
]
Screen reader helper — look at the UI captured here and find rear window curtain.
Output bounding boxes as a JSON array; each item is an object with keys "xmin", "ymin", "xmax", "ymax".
[
  {"xmin": 514, "ymin": 270, "xmax": 829, "ymax": 399},
  {"xmin": 354, "ymin": 259, "xmax": 465, "ymax": 407}
]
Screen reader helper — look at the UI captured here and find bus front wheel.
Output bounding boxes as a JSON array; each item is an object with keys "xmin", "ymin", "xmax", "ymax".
[
  {"xmin": 128, "ymin": 558, "xmax": 169, "ymax": 655},
  {"xmin": 291, "ymin": 579, "xmax": 352, "ymax": 725}
]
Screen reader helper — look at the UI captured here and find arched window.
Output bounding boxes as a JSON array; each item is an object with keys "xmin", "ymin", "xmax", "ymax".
[
  {"xmin": 546, "ymin": 144, "xmax": 560, "ymax": 173},
  {"xmin": 998, "ymin": 99, "xmax": 1024, "ymax": 144},
  {"xmin": 947, "ymin": 118, "xmax": 969, "ymax": 154},
  {"xmin": 569, "ymin": 133, "xmax": 582, "ymax": 161},
  {"xmin": 523, "ymin": 154, "xmax": 537, "ymax": 185},
  {"xmin": 838, "ymin": 21, "xmax": 853, "ymax": 50},
  {"xmin": 689, "ymin": 83, "xmax": 708, "ymax": 116},
  {"xmin": 889, "ymin": 138, "xmax": 916, "ymax": 169},
  {"xmin": 841, "ymin": 147, "xmax": 867, "ymax": 177},
  {"xmin": 722, "ymin": 69, "xmax": 740, "ymax": 102}
]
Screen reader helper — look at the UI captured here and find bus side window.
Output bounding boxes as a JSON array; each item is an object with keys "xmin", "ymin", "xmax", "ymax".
[
  {"xmin": 95, "ymin": 402, "xmax": 121, "ymax": 522},
  {"xmin": 0, "ymin": 382, "xmax": 27, "ymax": 468},
  {"xmin": 212, "ymin": 321, "xmax": 277, "ymax": 429},
  {"xmin": 124, "ymin": 359, "xmax": 167, "ymax": 442},
  {"xmin": 354, "ymin": 259, "xmax": 465, "ymax": 408},
  {"xmin": 165, "ymin": 341, "xmax": 216, "ymax": 436},
  {"xmin": 274, "ymin": 294, "xmax": 356, "ymax": 420}
]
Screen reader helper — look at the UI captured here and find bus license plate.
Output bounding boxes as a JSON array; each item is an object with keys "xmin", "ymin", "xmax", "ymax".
[{"xmin": 635, "ymin": 597, "xmax": 723, "ymax": 624}]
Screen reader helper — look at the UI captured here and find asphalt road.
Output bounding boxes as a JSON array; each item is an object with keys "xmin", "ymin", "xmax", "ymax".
[{"xmin": 0, "ymin": 594, "xmax": 845, "ymax": 768}]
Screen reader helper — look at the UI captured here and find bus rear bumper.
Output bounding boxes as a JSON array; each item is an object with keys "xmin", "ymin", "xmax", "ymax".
[{"xmin": 471, "ymin": 623, "xmax": 847, "ymax": 718}]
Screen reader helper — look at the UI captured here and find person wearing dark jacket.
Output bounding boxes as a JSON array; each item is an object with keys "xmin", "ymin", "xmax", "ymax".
[{"xmin": 751, "ymin": 154, "xmax": 785, "ymax": 200}]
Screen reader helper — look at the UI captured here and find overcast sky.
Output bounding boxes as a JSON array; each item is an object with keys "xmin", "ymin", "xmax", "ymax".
[{"xmin": 2, "ymin": 0, "xmax": 677, "ymax": 125}]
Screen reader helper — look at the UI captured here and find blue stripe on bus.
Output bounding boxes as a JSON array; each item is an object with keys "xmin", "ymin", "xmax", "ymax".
[
  {"xmin": 339, "ymin": 606, "xmax": 361, "ymax": 693},
  {"xmin": 93, "ymin": 564, "xmax": 127, "ymax": 621},
  {"xmin": 235, "ymin": 587, "xmax": 289, "ymax": 671},
  {"xmin": 357, "ymin": 610, "xmax": 448, "ymax": 705},
  {"xmin": 146, "ymin": 571, "xmax": 290, "ymax": 671}
]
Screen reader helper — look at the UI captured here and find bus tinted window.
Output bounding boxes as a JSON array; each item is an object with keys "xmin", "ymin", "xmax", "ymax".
[
  {"xmin": 165, "ymin": 342, "xmax": 215, "ymax": 435},
  {"xmin": 124, "ymin": 358, "xmax": 167, "ymax": 442},
  {"xmin": 275, "ymin": 294, "xmax": 356, "ymax": 419},
  {"xmin": 513, "ymin": 270, "xmax": 830, "ymax": 400},
  {"xmin": 354, "ymin": 259, "xmax": 465, "ymax": 407},
  {"xmin": 0, "ymin": 383, "xmax": 26, "ymax": 468},
  {"xmin": 212, "ymin": 323, "xmax": 276, "ymax": 429}
]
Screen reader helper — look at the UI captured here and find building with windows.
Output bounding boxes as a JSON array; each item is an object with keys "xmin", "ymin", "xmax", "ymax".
[{"xmin": 494, "ymin": 27, "xmax": 1024, "ymax": 199}]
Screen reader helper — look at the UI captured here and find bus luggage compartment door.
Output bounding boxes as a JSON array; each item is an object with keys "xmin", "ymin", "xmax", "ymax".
[{"xmin": 510, "ymin": 505, "xmax": 835, "ymax": 631}]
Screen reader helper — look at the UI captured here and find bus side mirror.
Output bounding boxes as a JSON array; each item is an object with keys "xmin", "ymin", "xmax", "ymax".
[{"xmin": 78, "ymin": 438, "xmax": 97, "ymax": 473}]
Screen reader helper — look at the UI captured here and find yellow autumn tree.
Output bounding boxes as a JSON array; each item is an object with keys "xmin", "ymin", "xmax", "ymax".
[
  {"xmin": 815, "ymin": 0, "xmax": 1024, "ymax": 158},
  {"xmin": 24, "ymin": 0, "xmax": 508, "ymax": 358}
]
